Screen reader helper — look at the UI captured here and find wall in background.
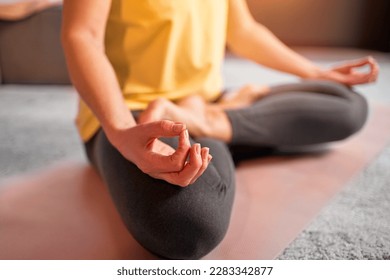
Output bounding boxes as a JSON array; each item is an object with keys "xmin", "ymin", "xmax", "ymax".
[
  {"xmin": 246, "ymin": 0, "xmax": 390, "ymax": 51},
  {"xmin": 0, "ymin": 6, "xmax": 70, "ymax": 84}
]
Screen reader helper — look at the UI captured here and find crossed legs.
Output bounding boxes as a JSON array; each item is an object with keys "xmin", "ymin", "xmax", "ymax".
[
  {"xmin": 139, "ymin": 80, "xmax": 368, "ymax": 146},
  {"xmin": 85, "ymin": 130, "xmax": 235, "ymax": 259},
  {"xmin": 85, "ymin": 80, "xmax": 368, "ymax": 259}
]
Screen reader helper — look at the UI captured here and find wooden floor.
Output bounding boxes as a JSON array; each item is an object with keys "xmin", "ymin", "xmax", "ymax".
[{"xmin": 1, "ymin": 102, "xmax": 389, "ymax": 260}]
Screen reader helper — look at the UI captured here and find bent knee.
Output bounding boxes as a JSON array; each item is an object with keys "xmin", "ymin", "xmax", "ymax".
[
  {"xmin": 166, "ymin": 220, "xmax": 228, "ymax": 259},
  {"xmin": 131, "ymin": 181, "xmax": 234, "ymax": 259},
  {"xmin": 337, "ymin": 93, "xmax": 368, "ymax": 140},
  {"xmin": 135, "ymin": 211, "xmax": 230, "ymax": 260}
]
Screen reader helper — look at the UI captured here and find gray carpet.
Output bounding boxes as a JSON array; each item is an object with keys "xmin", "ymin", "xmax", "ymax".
[
  {"xmin": 277, "ymin": 146, "xmax": 390, "ymax": 259},
  {"xmin": 0, "ymin": 86, "xmax": 83, "ymax": 177},
  {"xmin": 1, "ymin": 47, "xmax": 389, "ymax": 259}
]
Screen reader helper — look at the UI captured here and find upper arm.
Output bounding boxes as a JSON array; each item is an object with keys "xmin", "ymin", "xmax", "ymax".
[
  {"xmin": 226, "ymin": 0, "xmax": 257, "ymax": 51},
  {"xmin": 61, "ymin": 0, "xmax": 112, "ymax": 50}
]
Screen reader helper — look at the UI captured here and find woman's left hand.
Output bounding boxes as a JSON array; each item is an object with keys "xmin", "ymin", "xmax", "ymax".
[{"xmin": 317, "ymin": 56, "xmax": 379, "ymax": 86}]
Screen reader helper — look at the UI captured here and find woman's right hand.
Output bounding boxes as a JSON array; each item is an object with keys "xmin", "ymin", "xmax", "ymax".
[
  {"xmin": 107, "ymin": 120, "xmax": 211, "ymax": 187},
  {"xmin": 62, "ymin": 1, "xmax": 211, "ymax": 186}
]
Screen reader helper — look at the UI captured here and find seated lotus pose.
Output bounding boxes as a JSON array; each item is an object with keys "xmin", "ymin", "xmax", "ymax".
[{"xmin": 62, "ymin": 0, "xmax": 379, "ymax": 259}]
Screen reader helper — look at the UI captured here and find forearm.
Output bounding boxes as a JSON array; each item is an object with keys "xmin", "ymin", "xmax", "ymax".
[
  {"xmin": 228, "ymin": 22, "xmax": 322, "ymax": 79},
  {"xmin": 62, "ymin": 0, "xmax": 135, "ymax": 143},
  {"xmin": 62, "ymin": 34, "xmax": 136, "ymax": 138}
]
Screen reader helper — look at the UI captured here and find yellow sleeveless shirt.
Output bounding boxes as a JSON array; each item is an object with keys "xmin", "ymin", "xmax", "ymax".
[{"xmin": 76, "ymin": 0, "xmax": 228, "ymax": 141}]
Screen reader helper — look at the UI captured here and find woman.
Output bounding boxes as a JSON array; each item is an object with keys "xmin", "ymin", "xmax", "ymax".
[{"xmin": 61, "ymin": 0, "xmax": 378, "ymax": 259}]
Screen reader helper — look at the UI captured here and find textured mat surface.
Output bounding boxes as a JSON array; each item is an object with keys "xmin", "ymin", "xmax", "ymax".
[
  {"xmin": 277, "ymin": 145, "xmax": 390, "ymax": 260},
  {"xmin": 1, "ymin": 103, "xmax": 389, "ymax": 260},
  {"xmin": 206, "ymin": 103, "xmax": 390, "ymax": 259}
]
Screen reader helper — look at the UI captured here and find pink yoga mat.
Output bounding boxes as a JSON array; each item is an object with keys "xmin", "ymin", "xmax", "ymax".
[{"xmin": 0, "ymin": 102, "xmax": 389, "ymax": 260}]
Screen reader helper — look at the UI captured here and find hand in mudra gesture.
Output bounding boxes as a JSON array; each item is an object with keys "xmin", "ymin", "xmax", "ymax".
[
  {"xmin": 110, "ymin": 120, "xmax": 211, "ymax": 187},
  {"xmin": 319, "ymin": 56, "xmax": 379, "ymax": 86}
]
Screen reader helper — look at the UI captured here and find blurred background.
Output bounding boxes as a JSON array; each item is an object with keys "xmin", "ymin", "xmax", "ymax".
[
  {"xmin": 247, "ymin": 0, "xmax": 390, "ymax": 51},
  {"xmin": 0, "ymin": 0, "xmax": 389, "ymax": 84},
  {"xmin": 0, "ymin": 0, "xmax": 389, "ymax": 260}
]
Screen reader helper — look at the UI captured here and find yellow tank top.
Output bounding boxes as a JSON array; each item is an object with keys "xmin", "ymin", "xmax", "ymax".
[{"xmin": 76, "ymin": 0, "xmax": 229, "ymax": 141}]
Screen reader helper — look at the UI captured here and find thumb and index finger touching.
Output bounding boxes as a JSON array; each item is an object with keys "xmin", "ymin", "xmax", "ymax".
[
  {"xmin": 331, "ymin": 56, "xmax": 379, "ymax": 85},
  {"xmin": 333, "ymin": 56, "xmax": 379, "ymax": 76},
  {"xmin": 140, "ymin": 120, "xmax": 201, "ymax": 172}
]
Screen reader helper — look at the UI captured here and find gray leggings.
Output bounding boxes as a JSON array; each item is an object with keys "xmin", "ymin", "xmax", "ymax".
[{"xmin": 85, "ymin": 81, "xmax": 368, "ymax": 259}]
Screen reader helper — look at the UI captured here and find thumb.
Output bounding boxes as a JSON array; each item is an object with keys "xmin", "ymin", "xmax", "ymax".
[{"xmin": 140, "ymin": 120, "xmax": 186, "ymax": 140}]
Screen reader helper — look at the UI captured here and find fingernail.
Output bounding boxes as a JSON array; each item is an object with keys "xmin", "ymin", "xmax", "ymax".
[
  {"xmin": 208, "ymin": 154, "xmax": 212, "ymax": 162},
  {"xmin": 185, "ymin": 129, "xmax": 189, "ymax": 139},
  {"xmin": 173, "ymin": 123, "xmax": 185, "ymax": 133},
  {"xmin": 195, "ymin": 143, "xmax": 201, "ymax": 153},
  {"xmin": 202, "ymin": 147, "xmax": 209, "ymax": 158}
]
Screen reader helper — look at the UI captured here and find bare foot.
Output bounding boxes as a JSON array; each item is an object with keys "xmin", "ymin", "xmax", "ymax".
[
  {"xmin": 138, "ymin": 98, "xmax": 169, "ymax": 124},
  {"xmin": 138, "ymin": 96, "xmax": 232, "ymax": 142},
  {"xmin": 177, "ymin": 95, "xmax": 206, "ymax": 112},
  {"xmin": 218, "ymin": 84, "xmax": 270, "ymax": 109},
  {"xmin": 138, "ymin": 97, "xmax": 208, "ymax": 138}
]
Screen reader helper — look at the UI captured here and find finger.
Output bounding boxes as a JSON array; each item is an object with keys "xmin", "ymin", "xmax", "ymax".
[
  {"xmin": 144, "ymin": 129, "xmax": 191, "ymax": 173},
  {"xmin": 189, "ymin": 147, "xmax": 210, "ymax": 185},
  {"xmin": 170, "ymin": 129, "xmax": 191, "ymax": 165},
  {"xmin": 367, "ymin": 57, "xmax": 380, "ymax": 82},
  {"xmin": 165, "ymin": 143, "xmax": 203, "ymax": 187},
  {"xmin": 332, "ymin": 67, "xmax": 375, "ymax": 86},
  {"xmin": 345, "ymin": 57, "xmax": 372, "ymax": 68},
  {"xmin": 139, "ymin": 120, "xmax": 186, "ymax": 142},
  {"xmin": 332, "ymin": 57, "xmax": 371, "ymax": 73},
  {"xmin": 150, "ymin": 146, "xmax": 213, "ymax": 187},
  {"xmin": 175, "ymin": 129, "xmax": 191, "ymax": 157},
  {"xmin": 177, "ymin": 143, "xmax": 203, "ymax": 186},
  {"xmin": 343, "ymin": 72, "xmax": 373, "ymax": 86}
]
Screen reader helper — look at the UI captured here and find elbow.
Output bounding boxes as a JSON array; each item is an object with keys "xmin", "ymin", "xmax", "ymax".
[
  {"xmin": 226, "ymin": 27, "xmax": 244, "ymax": 57},
  {"xmin": 226, "ymin": 20, "xmax": 258, "ymax": 58},
  {"xmin": 61, "ymin": 30, "xmax": 80, "ymax": 57},
  {"xmin": 227, "ymin": 40, "xmax": 246, "ymax": 58},
  {"xmin": 226, "ymin": 33, "xmax": 251, "ymax": 59},
  {"xmin": 61, "ymin": 29, "xmax": 104, "ymax": 56}
]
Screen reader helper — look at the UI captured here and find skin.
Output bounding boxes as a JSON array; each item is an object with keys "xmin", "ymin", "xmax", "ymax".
[{"xmin": 62, "ymin": 0, "xmax": 379, "ymax": 187}]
